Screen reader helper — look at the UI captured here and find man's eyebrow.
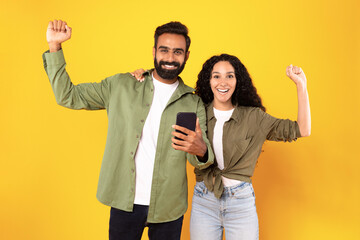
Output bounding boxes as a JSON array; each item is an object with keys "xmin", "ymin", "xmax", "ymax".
[
  {"xmin": 158, "ymin": 46, "xmax": 185, "ymax": 52},
  {"xmin": 173, "ymin": 48, "xmax": 185, "ymax": 52}
]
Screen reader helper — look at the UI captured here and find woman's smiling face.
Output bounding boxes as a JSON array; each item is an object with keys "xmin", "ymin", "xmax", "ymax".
[{"xmin": 210, "ymin": 61, "xmax": 237, "ymax": 110}]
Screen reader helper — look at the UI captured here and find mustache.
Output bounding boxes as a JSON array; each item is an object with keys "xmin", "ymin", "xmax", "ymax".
[{"xmin": 159, "ymin": 61, "xmax": 180, "ymax": 68}]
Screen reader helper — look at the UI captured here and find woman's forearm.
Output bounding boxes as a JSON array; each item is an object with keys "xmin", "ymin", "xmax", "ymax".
[{"xmin": 296, "ymin": 83, "xmax": 311, "ymax": 137}]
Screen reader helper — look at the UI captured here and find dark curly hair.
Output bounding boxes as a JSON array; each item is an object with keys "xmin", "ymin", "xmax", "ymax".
[
  {"xmin": 195, "ymin": 54, "xmax": 266, "ymax": 112},
  {"xmin": 154, "ymin": 21, "xmax": 191, "ymax": 52}
]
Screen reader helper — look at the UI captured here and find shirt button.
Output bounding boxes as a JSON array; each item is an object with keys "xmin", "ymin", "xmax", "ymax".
[
  {"xmin": 151, "ymin": 89, "xmax": 153, "ymax": 92},
  {"xmin": 131, "ymin": 169, "xmax": 135, "ymax": 173},
  {"xmin": 146, "ymin": 104, "xmax": 150, "ymax": 107},
  {"xmin": 136, "ymin": 135, "xmax": 139, "ymax": 138},
  {"xmin": 130, "ymin": 152, "xmax": 133, "ymax": 155},
  {"xmin": 141, "ymin": 120, "xmax": 144, "ymax": 123}
]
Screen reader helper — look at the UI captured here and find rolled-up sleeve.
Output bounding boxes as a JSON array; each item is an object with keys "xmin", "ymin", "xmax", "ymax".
[
  {"xmin": 186, "ymin": 98, "xmax": 214, "ymax": 169},
  {"xmin": 257, "ymin": 108, "xmax": 301, "ymax": 142}
]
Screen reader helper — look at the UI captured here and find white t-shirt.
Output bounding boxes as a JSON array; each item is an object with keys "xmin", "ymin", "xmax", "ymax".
[
  {"xmin": 134, "ymin": 75, "xmax": 179, "ymax": 205},
  {"xmin": 213, "ymin": 107, "xmax": 242, "ymax": 187}
]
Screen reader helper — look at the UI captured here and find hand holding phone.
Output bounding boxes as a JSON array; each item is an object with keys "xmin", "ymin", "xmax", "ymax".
[
  {"xmin": 171, "ymin": 112, "xmax": 207, "ymax": 157},
  {"xmin": 175, "ymin": 112, "xmax": 197, "ymax": 142}
]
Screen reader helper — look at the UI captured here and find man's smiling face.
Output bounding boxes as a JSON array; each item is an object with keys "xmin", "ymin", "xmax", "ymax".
[{"xmin": 153, "ymin": 33, "xmax": 189, "ymax": 83}]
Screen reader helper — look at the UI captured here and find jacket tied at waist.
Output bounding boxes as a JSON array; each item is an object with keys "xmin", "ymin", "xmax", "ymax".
[{"xmin": 196, "ymin": 166, "xmax": 252, "ymax": 199}]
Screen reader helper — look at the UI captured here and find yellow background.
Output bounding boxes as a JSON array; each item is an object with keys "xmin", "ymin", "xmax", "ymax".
[{"xmin": 1, "ymin": 0, "xmax": 359, "ymax": 239}]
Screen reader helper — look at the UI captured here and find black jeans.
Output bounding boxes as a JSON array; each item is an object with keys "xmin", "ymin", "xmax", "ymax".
[{"xmin": 109, "ymin": 205, "xmax": 183, "ymax": 240}]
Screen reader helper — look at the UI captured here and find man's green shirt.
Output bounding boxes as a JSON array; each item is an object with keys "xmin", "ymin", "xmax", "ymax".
[{"xmin": 42, "ymin": 49, "xmax": 214, "ymax": 223}]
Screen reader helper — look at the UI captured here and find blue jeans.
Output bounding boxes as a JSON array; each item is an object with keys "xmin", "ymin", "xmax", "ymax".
[
  {"xmin": 190, "ymin": 181, "xmax": 259, "ymax": 240},
  {"xmin": 109, "ymin": 205, "xmax": 183, "ymax": 240}
]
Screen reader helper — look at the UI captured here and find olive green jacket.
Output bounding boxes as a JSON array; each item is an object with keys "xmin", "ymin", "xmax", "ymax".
[
  {"xmin": 42, "ymin": 49, "xmax": 214, "ymax": 223},
  {"xmin": 195, "ymin": 103, "xmax": 301, "ymax": 198}
]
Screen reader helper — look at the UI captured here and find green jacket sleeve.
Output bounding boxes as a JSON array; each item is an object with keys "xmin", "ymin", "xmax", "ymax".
[
  {"xmin": 187, "ymin": 97, "xmax": 214, "ymax": 170},
  {"xmin": 42, "ymin": 49, "xmax": 110, "ymax": 110},
  {"xmin": 256, "ymin": 108, "xmax": 301, "ymax": 142}
]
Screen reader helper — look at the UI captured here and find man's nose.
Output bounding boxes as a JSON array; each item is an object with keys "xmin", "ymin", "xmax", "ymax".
[{"xmin": 167, "ymin": 52, "xmax": 175, "ymax": 62}]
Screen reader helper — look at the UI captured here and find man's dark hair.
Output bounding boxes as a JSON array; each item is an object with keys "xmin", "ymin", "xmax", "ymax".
[
  {"xmin": 195, "ymin": 54, "xmax": 266, "ymax": 112},
  {"xmin": 154, "ymin": 22, "xmax": 191, "ymax": 52}
]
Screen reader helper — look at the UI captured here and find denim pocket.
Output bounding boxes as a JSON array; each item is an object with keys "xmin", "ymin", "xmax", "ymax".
[
  {"xmin": 193, "ymin": 181, "xmax": 207, "ymax": 197},
  {"xmin": 232, "ymin": 183, "xmax": 254, "ymax": 199}
]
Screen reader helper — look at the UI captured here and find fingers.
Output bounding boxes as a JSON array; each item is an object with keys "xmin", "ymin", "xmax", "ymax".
[
  {"xmin": 61, "ymin": 21, "xmax": 66, "ymax": 33},
  {"xmin": 286, "ymin": 64, "xmax": 300, "ymax": 80},
  {"xmin": 65, "ymin": 24, "xmax": 72, "ymax": 38},
  {"xmin": 293, "ymin": 66, "xmax": 303, "ymax": 75},
  {"xmin": 172, "ymin": 143, "xmax": 187, "ymax": 151},
  {"xmin": 171, "ymin": 137, "xmax": 206, "ymax": 157},
  {"xmin": 195, "ymin": 118, "xmax": 202, "ymax": 135},
  {"xmin": 48, "ymin": 21, "xmax": 54, "ymax": 30},
  {"xmin": 49, "ymin": 19, "xmax": 70, "ymax": 32},
  {"xmin": 130, "ymin": 69, "xmax": 146, "ymax": 82},
  {"xmin": 130, "ymin": 74, "xmax": 144, "ymax": 82},
  {"xmin": 286, "ymin": 64, "xmax": 293, "ymax": 78},
  {"xmin": 293, "ymin": 66, "xmax": 299, "ymax": 73},
  {"xmin": 171, "ymin": 130, "xmax": 187, "ymax": 141},
  {"xmin": 65, "ymin": 25, "xmax": 72, "ymax": 35},
  {"xmin": 50, "ymin": 19, "xmax": 59, "ymax": 31},
  {"xmin": 138, "ymin": 69, "xmax": 145, "ymax": 82},
  {"xmin": 135, "ymin": 69, "xmax": 145, "ymax": 82},
  {"xmin": 287, "ymin": 64, "xmax": 303, "ymax": 75},
  {"xmin": 172, "ymin": 125, "xmax": 192, "ymax": 135},
  {"xmin": 171, "ymin": 137, "xmax": 186, "ymax": 146},
  {"xmin": 51, "ymin": 20, "xmax": 57, "ymax": 31},
  {"xmin": 57, "ymin": 20, "xmax": 62, "ymax": 31}
]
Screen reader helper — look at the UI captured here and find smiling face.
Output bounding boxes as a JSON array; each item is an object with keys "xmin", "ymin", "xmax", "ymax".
[
  {"xmin": 210, "ymin": 61, "xmax": 237, "ymax": 110},
  {"xmin": 153, "ymin": 33, "xmax": 189, "ymax": 84}
]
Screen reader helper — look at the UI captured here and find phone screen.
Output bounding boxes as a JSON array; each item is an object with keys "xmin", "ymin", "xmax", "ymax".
[{"xmin": 175, "ymin": 112, "xmax": 197, "ymax": 141}]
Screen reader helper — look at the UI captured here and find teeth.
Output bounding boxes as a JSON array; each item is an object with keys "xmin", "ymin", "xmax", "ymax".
[
  {"xmin": 217, "ymin": 89, "xmax": 229, "ymax": 93},
  {"xmin": 164, "ymin": 65, "xmax": 176, "ymax": 69}
]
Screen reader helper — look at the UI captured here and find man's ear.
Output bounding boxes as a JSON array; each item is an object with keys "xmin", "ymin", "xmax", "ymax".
[
  {"xmin": 153, "ymin": 47, "xmax": 156, "ymax": 60},
  {"xmin": 185, "ymin": 51, "xmax": 190, "ymax": 61}
]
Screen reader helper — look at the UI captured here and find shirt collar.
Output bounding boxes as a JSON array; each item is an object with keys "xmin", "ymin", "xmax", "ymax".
[{"xmin": 206, "ymin": 102, "xmax": 241, "ymax": 123}]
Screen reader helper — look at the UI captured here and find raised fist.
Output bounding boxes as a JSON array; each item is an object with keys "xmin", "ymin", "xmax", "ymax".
[
  {"xmin": 286, "ymin": 64, "xmax": 307, "ymax": 88},
  {"xmin": 46, "ymin": 20, "xmax": 72, "ymax": 52}
]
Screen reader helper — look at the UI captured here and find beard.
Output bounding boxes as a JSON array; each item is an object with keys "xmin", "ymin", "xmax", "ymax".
[{"xmin": 154, "ymin": 56, "xmax": 186, "ymax": 80}]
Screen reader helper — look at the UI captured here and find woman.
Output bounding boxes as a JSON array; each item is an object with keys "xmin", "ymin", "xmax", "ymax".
[
  {"xmin": 131, "ymin": 54, "xmax": 311, "ymax": 240},
  {"xmin": 190, "ymin": 54, "xmax": 310, "ymax": 240}
]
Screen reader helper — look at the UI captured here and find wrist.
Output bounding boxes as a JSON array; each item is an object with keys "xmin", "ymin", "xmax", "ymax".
[
  {"xmin": 296, "ymin": 82, "xmax": 307, "ymax": 92},
  {"xmin": 197, "ymin": 149, "xmax": 208, "ymax": 163},
  {"xmin": 200, "ymin": 142, "xmax": 207, "ymax": 157},
  {"xmin": 48, "ymin": 42, "xmax": 62, "ymax": 52}
]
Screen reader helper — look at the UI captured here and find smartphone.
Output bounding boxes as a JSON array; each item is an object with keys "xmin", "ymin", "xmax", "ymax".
[{"xmin": 175, "ymin": 112, "xmax": 197, "ymax": 141}]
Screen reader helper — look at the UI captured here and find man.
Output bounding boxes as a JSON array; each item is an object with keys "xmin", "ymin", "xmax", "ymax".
[{"xmin": 43, "ymin": 20, "xmax": 214, "ymax": 240}]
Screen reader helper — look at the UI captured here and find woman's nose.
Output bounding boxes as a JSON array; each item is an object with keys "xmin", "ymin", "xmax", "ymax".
[{"xmin": 219, "ymin": 80, "xmax": 227, "ymax": 86}]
